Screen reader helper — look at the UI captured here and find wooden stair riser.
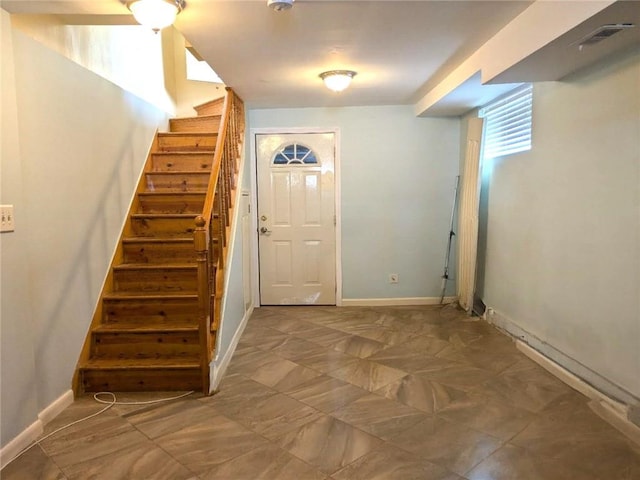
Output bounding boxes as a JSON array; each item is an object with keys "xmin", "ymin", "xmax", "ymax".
[
  {"xmin": 122, "ymin": 239, "xmax": 197, "ymax": 264},
  {"xmin": 151, "ymin": 153, "xmax": 214, "ymax": 172},
  {"xmin": 170, "ymin": 115, "xmax": 221, "ymax": 133},
  {"xmin": 103, "ymin": 297, "xmax": 199, "ymax": 325},
  {"xmin": 157, "ymin": 133, "xmax": 216, "ymax": 152},
  {"xmin": 138, "ymin": 193, "xmax": 206, "ymax": 214},
  {"xmin": 145, "ymin": 172, "xmax": 210, "ymax": 192},
  {"xmin": 113, "ymin": 266, "xmax": 198, "ymax": 293},
  {"xmin": 92, "ymin": 331, "xmax": 200, "ymax": 360},
  {"xmin": 81, "ymin": 367, "xmax": 201, "ymax": 392},
  {"xmin": 131, "ymin": 215, "xmax": 198, "ymax": 237}
]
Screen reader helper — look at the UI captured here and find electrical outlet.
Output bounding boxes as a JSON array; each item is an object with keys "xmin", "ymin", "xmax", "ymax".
[
  {"xmin": 0, "ymin": 205, "xmax": 15, "ymax": 233},
  {"xmin": 389, "ymin": 273, "xmax": 399, "ymax": 284}
]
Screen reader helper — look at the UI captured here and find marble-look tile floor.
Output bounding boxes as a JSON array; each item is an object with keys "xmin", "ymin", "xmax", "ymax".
[{"xmin": 4, "ymin": 305, "xmax": 640, "ymax": 479}]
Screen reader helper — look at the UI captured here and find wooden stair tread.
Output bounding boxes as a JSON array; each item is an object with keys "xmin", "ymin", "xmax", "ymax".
[
  {"xmin": 80, "ymin": 358, "xmax": 200, "ymax": 369},
  {"xmin": 152, "ymin": 151, "xmax": 215, "ymax": 156},
  {"xmin": 158, "ymin": 132, "xmax": 217, "ymax": 137},
  {"xmin": 114, "ymin": 263, "xmax": 197, "ymax": 270},
  {"xmin": 95, "ymin": 323, "xmax": 198, "ymax": 333},
  {"xmin": 121, "ymin": 237, "xmax": 218, "ymax": 245},
  {"xmin": 130, "ymin": 213, "xmax": 199, "ymax": 218},
  {"xmin": 145, "ymin": 171, "xmax": 211, "ymax": 175},
  {"xmin": 104, "ymin": 292, "xmax": 199, "ymax": 300},
  {"xmin": 138, "ymin": 191, "xmax": 206, "ymax": 196},
  {"xmin": 122, "ymin": 237, "xmax": 194, "ymax": 243},
  {"xmin": 173, "ymin": 114, "xmax": 221, "ymax": 121},
  {"xmin": 130, "ymin": 213, "xmax": 217, "ymax": 219}
]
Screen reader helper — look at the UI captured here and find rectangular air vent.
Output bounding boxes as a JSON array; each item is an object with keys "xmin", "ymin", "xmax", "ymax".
[{"xmin": 573, "ymin": 23, "xmax": 635, "ymax": 49}]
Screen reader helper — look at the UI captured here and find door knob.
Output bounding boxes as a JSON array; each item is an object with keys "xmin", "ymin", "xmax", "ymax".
[{"xmin": 260, "ymin": 226, "xmax": 272, "ymax": 235}]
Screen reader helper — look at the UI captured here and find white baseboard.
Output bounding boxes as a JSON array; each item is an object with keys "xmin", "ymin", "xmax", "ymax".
[
  {"xmin": 38, "ymin": 389, "xmax": 74, "ymax": 425},
  {"xmin": 588, "ymin": 397, "xmax": 640, "ymax": 446},
  {"xmin": 487, "ymin": 308, "xmax": 638, "ymax": 407},
  {"xmin": 0, "ymin": 389, "xmax": 73, "ymax": 469},
  {"xmin": 517, "ymin": 340, "xmax": 640, "ymax": 445},
  {"xmin": 485, "ymin": 307, "xmax": 640, "ymax": 444},
  {"xmin": 341, "ymin": 296, "xmax": 457, "ymax": 307},
  {"xmin": 0, "ymin": 420, "xmax": 43, "ymax": 469},
  {"xmin": 209, "ymin": 305, "xmax": 254, "ymax": 393},
  {"xmin": 515, "ymin": 342, "xmax": 627, "ymax": 413}
]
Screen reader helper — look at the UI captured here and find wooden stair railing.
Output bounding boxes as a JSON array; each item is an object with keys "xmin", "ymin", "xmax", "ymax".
[
  {"xmin": 194, "ymin": 89, "xmax": 245, "ymax": 392},
  {"xmin": 74, "ymin": 89, "xmax": 244, "ymax": 395}
]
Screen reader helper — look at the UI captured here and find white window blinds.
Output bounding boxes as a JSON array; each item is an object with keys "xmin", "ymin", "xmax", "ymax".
[{"xmin": 480, "ymin": 84, "xmax": 532, "ymax": 159}]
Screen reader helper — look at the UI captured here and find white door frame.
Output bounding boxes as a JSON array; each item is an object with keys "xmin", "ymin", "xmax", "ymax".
[{"xmin": 250, "ymin": 127, "xmax": 342, "ymax": 307}]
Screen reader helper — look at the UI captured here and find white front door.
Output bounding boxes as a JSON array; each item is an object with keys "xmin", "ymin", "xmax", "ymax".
[{"xmin": 256, "ymin": 133, "xmax": 336, "ymax": 305}]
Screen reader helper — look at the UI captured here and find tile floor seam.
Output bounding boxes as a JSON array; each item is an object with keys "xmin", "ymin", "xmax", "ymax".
[
  {"xmin": 37, "ymin": 444, "xmax": 69, "ymax": 480},
  {"xmin": 126, "ymin": 420, "xmax": 199, "ymax": 477}
]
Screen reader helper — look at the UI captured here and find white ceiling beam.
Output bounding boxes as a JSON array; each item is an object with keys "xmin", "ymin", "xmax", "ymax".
[{"xmin": 414, "ymin": 0, "xmax": 616, "ymax": 117}]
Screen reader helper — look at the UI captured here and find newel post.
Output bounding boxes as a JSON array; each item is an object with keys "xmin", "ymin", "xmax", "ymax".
[{"xmin": 194, "ymin": 215, "xmax": 211, "ymax": 394}]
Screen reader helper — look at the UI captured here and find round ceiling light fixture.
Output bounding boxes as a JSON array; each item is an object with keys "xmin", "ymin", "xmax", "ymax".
[
  {"xmin": 127, "ymin": 0, "xmax": 186, "ymax": 33},
  {"xmin": 267, "ymin": 0, "xmax": 294, "ymax": 12},
  {"xmin": 319, "ymin": 70, "xmax": 357, "ymax": 92}
]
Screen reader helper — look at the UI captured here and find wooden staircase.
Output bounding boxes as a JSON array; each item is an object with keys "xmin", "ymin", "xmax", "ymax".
[{"xmin": 75, "ymin": 92, "xmax": 243, "ymax": 394}]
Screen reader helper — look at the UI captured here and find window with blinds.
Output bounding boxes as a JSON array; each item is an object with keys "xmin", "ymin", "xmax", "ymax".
[{"xmin": 479, "ymin": 84, "xmax": 532, "ymax": 159}]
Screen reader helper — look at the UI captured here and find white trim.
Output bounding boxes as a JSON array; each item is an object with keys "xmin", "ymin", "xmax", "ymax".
[
  {"xmin": 209, "ymin": 304, "xmax": 254, "ymax": 392},
  {"xmin": 0, "ymin": 389, "xmax": 74, "ymax": 469},
  {"xmin": 38, "ymin": 389, "xmax": 74, "ymax": 426},
  {"xmin": 516, "ymin": 341, "xmax": 640, "ymax": 445},
  {"xmin": 250, "ymin": 127, "xmax": 342, "ymax": 307},
  {"xmin": 342, "ymin": 296, "xmax": 458, "ymax": 307},
  {"xmin": 516, "ymin": 341, "xmax": 628, "ymax": 413},
  {"xmin": 334, "ymin": 128, "xmax": 343, "ymax": 307},
  {"xmin": 589, "ymin": 398, "xmax": 640, "ymax": 446},
  {"xmin": 0, "ymin": 420, "xmax": 42, "ymax": 469},
  {"xmin": 486, "ymin": 307, "xmax": 639, "ymax": 408}
]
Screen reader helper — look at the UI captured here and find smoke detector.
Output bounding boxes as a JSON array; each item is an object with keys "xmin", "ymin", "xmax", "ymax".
[{"xmin": 268, "ymin": 0, "xmax": 294, "ymax": 11}]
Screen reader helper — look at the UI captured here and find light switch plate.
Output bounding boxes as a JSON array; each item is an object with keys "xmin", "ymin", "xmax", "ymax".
[{"xmin": 1, "ymin": 205, "xmax": 15, "ymax": 232}]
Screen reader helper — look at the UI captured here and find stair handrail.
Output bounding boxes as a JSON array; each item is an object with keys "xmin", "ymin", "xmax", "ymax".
[{"xmin": 194, "ymin": 88, "xmax": 244, "ymax": 393}]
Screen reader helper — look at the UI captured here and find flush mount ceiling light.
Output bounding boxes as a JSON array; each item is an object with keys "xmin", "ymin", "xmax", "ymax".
[
  {"xmin": 127, "ymin": 0, "xmax": 186, "ymax": 33},
  {"xmin": 267, "ymin": 0, "xmax": 294, "ymax": 11},
  {"xmin": 319, "ymin": 70, "xmax": 357, "ymax": 92}
]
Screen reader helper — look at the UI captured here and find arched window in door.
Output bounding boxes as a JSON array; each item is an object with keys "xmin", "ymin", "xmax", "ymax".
[{"xmin": 273, "ymin": 143, "xmax": 319, "ymax": 165}]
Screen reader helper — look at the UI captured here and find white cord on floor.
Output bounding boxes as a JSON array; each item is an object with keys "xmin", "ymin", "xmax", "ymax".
[{"xmin": 2, "ymin": 390, "xmax": 194, "ymax": 469}]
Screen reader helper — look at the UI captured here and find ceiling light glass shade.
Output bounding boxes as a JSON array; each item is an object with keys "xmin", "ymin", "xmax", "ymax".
[
  {"xmin": 319, "ymin": 70, "xmax": 357, "ymax": 92},
  {"xmin": 128, "ymin": 0, "xmax": 185, "ymax": 32}
]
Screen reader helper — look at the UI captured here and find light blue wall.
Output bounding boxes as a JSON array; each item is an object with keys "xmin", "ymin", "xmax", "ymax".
[
  {"xmin": 479, "ymin": 49, "xmax": 640, "ymax": 400},
  {"xmin": 1, "ymin": 16, "xmax": 168, "ymax": 447},
  {"xmin": 249, "ymin": 106, "xmax": 460, "ymax": 300},
  {"xmin": 1, "ymin": 9, "xmax": 38, "ymax": 448}
]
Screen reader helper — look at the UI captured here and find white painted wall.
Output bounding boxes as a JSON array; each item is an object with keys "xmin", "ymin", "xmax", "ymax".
[
  {"xmin": 479, "ymin": 49, "xmax": 640, "ymax": 400},
  {"xmin": 249, "ymin": 106, "xmax": 460, "ymax": 300},
  {"xmin": 0, "ymin": 12, "xmax": 168, "ymax": 447},
  {"xmin": 162, "ymin": 27, "xmax": 225, "ymax": 117},
  {"xmin": 11, "ymin": 15, "xmax": 174, "ymax": 113}
]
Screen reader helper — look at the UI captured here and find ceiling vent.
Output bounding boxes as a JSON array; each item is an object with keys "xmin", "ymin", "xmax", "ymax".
[{"xmin": 573, "ymin": 23, "xmax": 635, "ymax": 49}]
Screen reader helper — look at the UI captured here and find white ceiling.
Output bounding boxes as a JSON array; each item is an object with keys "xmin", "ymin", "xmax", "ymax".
[
  {"xmin": 3, "ymin": 0, "xmax": 639, "ymax": 115},
  {"xmin": 174, "ymin": 0, "xmax": 532, "ymax": 109}
]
